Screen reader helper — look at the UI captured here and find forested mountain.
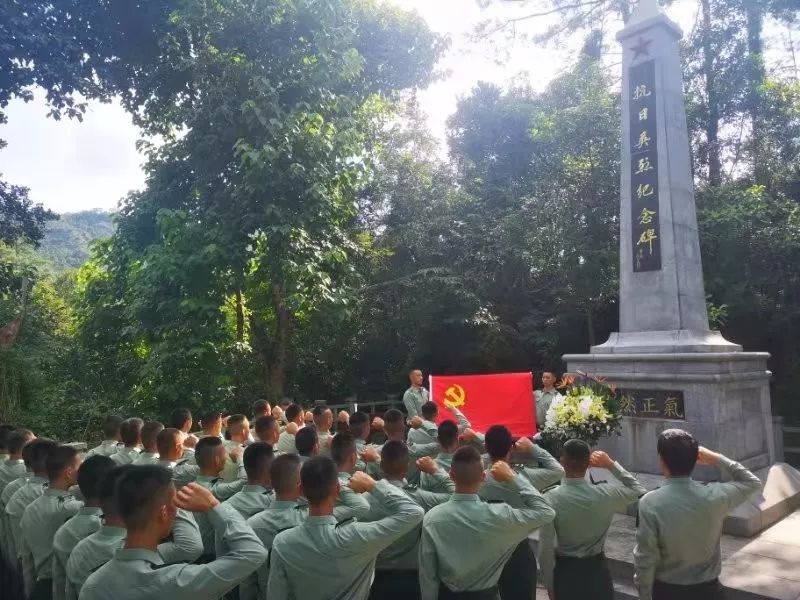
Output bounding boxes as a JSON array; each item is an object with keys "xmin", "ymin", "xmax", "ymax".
[{"xmin": 38, "ymin": 210, "xmax": 115, "ymax": 272}]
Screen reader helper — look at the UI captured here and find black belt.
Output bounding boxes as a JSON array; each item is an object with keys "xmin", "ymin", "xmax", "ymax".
[
  {"xmin": 437, "ymin": 583, "xmax": 498, "ymax": 600},
  {"xmin": 555, "ymin": 552, "xmax": 606, "ymax": 564},
  {"xmin": 653, "ymin": 578, "xmax": 722, "ymax": 600}
]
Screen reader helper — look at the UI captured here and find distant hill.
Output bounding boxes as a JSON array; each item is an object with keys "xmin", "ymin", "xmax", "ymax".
[{"xmin": 39, "ymin": 210, "xmax": 116, "ymax": 271}]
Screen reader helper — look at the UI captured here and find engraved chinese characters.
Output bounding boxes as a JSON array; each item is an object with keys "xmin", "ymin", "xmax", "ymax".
[
  {"xmin": 618, "ymin": 389, "xmax": 685, "ymax": 420},
  {"xmin": 629, "ymin": 59, "xmax": 661, "ymax": 272}
]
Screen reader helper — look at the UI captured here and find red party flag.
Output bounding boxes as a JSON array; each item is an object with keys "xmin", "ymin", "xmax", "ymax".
[{"xmin": 429, "ymin": 372, "xmax": 536, "ymax": 438}]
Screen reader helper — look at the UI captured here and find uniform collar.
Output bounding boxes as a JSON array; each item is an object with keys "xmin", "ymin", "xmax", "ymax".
[
  {"xmin": 451, "ymin": 493, "xmax": 480, "ymax": 502},
  {"xmin": 338, "ymin": 471, "xmax": 352, "ymax": 482},
  {"xmin": 120, "ymin": 446, "xmax": 140, "ymax": 454},
  {"xmin": 28, "ymin": 475, "xmax": 48, "ymax": 485},
  {"xmin": 242, "ymin": 484, "xmax": 270, "ymax": 494},
  {"xmin": 78, "ymin": 506, "xmax": 104, "ymax": 517},
  {"xmin": 663, "ymin": 477, "xmax": 692, "ymax": 485},
  {"xmin": 140, "ymin": 452, "xmax": 158, "ymax": 459},
  {"xmin": 564, "ymin": 477, "xmax": 589, "ymax": 486},
  {"xmin": 271, "ymin": 499, "xmax": 301, "ymax": 509},
  {"xmin": 196, "ymin": 474, "xmax": 219, "ymax": 484},
  {"xmin": 98, "ymin": 525, "xmax": 126, "ymax": 538},
  {"xmin": 387, "ymin": 479, "xmax": 407, "ymax": 488},
  {"xmin": 101, "ymin": 440, "xmax": 119, "ymax": 446},
  {"xmin": 4, "ymin": 458, "xmax": 23, "ymax": 465},
  {"xmin": 44, "ymin": 486, "xmax": 72, "ymax": 497},
  {"xmin": 159, "ymin": 460, "xmax": 176, "ymax": 469},
  {"xmin": 306, "ymin": 515, "xmax": 337, "ymax": 526},
  {"xmin": 115, "ymin": 548, "xmax": 163, "ymax": 565}
]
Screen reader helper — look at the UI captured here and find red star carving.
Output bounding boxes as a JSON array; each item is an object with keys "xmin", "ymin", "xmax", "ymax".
[{"xmin": 631, "ymin": 37, "xmax": 652, "ymax": 59}]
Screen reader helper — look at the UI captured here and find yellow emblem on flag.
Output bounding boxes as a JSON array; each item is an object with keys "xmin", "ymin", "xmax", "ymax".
[{"xmin": 444, "ymin": 384, "xmax": 466, "ymax": 409}]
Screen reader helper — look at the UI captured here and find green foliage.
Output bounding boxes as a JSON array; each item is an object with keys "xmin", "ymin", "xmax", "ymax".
[{"xmin": 37, "ymin": 210, "xmax": 115, "ymax": 273}]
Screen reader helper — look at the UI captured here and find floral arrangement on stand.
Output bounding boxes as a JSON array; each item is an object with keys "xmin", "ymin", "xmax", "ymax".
[{"xmin": 540, "ymin": 372, "xmax": 623, "ymax": 456}]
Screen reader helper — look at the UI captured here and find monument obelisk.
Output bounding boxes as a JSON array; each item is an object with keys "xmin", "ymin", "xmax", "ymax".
[{"xmin": 564, "ymin": 0, "xmax": 800, "ymax": 535}]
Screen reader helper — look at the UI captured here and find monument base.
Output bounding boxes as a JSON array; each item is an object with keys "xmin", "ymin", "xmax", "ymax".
[{"xmin": 564, "ymin": 349, "xmax": 800, "ymax": 535}]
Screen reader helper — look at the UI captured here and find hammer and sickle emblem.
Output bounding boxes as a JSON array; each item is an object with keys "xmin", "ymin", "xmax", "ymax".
[{"xmin": 444, "ymin": 384, "xmax": 466, "ymax": 410}]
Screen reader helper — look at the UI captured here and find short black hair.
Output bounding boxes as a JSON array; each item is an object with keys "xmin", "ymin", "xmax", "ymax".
[
  {"xmin": 0, "ymin": 424, "xmax": 15, "ymax": 451},
  {"xmin": 312, "ymin": 405, "xmax": 330, "ymax": 428},
  {"xmin": 451, "ymin": 445, "xmax": 483, "ymax": 486},
  {"xmin": 169, "ymin": 408, "xmax": 192, "ymax": 430},
  {"xmin": 561, "ymin": 439, "xmax": 591, "ymax": 472},
  {"xmin": 77, "ymin": 455, "xmax": 115, "ymax": 501},
  {"xmin": 255, "ymin": 415, "xmax": 277, "ymax": 438},
  {"xmin": 381, "ymin": 441, "xmax": 409, "ymax": 478},
  {"xmin": 383, "ymin": 409, "xmax": 405, "ymax": 435},
  {"xmin": 349, "ymin": 411, "xmax": 370, "ymax": 438},
  {"xmin": 99, "ymin": 465, "xmax": 132, "ymax": 516},
  {"xmin": 271, "ymin": 454, "xmax": 301, "ymax": 496},
  {"xmin": 243, "ymin": 442, "xmax": 274, "ymax": 481},
  {"xmin": 201, "ymin": 411, "xmax": 222, "ymax": 429},
  {"xmin": 7, "ymin": 429, "xmax": 34, "ymax": 454},
  {"xmin": 195, "ymin": 436, "xmax": 224, "ymax": 469},
  {"xmin": 484, "ymin": 425, "xmax": 513, "ymax": 461},
  {"xmin": 437, "ymin": 420, "xmax": 459, "ymax": 449},
  {"xmin": 46, "ymin": 445, "xmax": 79, "ymax": 481},
  {"xmin": 295, "ymin": 427, "xmax": 318, "ymax": 456},
  {"xmin": 285, "ymin": 404, "xmax": 303, "ymax": 423},
  {"xmin": 226, "ymin": 414, "xmax": 248, "ymax": 437},
  {"xmin": 300, "ymin": 456, "xmax": 339, "ymax": 504},
  {"xmin": 252, "ymin": 399, "xmax": 270, "ymax": 416},
  {"xmin": 101, "ymin": 415, "xmax": 123, "ymax": 439},
  {"xmin": 141, "ymin": 421, "xmax": 164, "ymax": 451},
  {"xmin": 25, "ymin": 438, "xmax": 57, "ymax": 473},
  {"xmin": 657, "ymin": 429, "xmax": 699, "ymax": 476},
  {"xmin": 330, "ymin": 432, "xmax": 357, "ymax": 467},
  {"xmin": 421, "ymin": 402, "xmax": 438, "ymax": 421},
  {"xmin": 116, "ymin": 465, "xmax": 173, "ymax": 530},
  {"xmin": 120, "ymin": 418, "xmax": 144, "ymax": 446},
  {"xmin": 156, "ymin": 428, "xmax": 181, "ymax": 457}
]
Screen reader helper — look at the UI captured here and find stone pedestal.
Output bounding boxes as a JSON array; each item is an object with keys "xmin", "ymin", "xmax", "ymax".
[{"xmin": 564, "ymin": 351, "xmax": 775, "ymax": 475}]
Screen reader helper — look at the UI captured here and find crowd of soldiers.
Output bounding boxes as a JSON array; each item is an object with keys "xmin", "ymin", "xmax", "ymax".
[{"xmin": 0, "ymin": 375, "xmax": 761, "ymax": 600}]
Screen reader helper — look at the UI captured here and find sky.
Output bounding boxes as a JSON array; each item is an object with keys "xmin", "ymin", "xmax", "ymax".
[{"xmin": 1, "ymin": 0, "xmax": 700, "ymax": 214}]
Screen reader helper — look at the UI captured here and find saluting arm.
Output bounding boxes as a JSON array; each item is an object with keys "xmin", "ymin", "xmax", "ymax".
[
  {"xmin": 158, "ymin": 508, "xmax": 203, "ymax": 564},
  {"xmin": 714, "ymin": 454, "xmax": 762, "ymax": 510},
  {"xmin": 333, "ymin": 481, "xmax": 371, "ymax": 521}
]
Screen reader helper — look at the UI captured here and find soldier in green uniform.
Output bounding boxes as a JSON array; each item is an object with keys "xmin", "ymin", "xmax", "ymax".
[
  {"xmin": 52, "ymin": 456, "xmax": 115, "ymax": 600},
  {"xmin": 267, "ymin": 455, "xmax": 424, "ymax": 599},
  {"xmin": 191, "ymin": 436, "xmax": 246, "ymax": 561},
  {"xmin": 6, "ymin": 438, "xmax": 58, "ymax": 594},
  {"xmin": 253, "ymin": 416, "xmax": 280, "ymax": 446},
  {"xmin": 366, "ymin": 442, "xmax": 454, "ymax": 600},
  {"xmin": 77, "ymin": 465, "xmax": 266, "ymax": 600},
  {"xmin": 156, "ymin": 428, "xmax": 200, "ymax": 489},
  {"xmin": 403, "ymin": 369, "xmax": 429, "ymax": 422},
  {"xmin": 408, "ymin": 402, "xmax": 471, "ymax": 445},
  {"xmin": 219, "ymin": 442, "xmax": 275, "ymax": 519},
  {"xmin": 1, "ymin": 434, "xmax": 39, "ymax": 570},
  {"xmin": 275, "ymin": 405, "xmax": 304, "ymax": 454},
  {"xmin": 0, "ymin": 429, "xmax": 34, "ymax": 493},
  {"xmin": 419, "ymin": 421, "xmax": 460, "ymax": 493},
  {"xmin": 478, "ymin": 425, "xmax": 563, "ymax": 600},
  {"xmin": 85, "ymin": 416, "xmax": 122, "ymax": 459},
  {"xmin": 539, "ymin": 440, "xmax": 646, "ymax": 600},
  {"xmin": 330, "ymin": 432, "xmax": 372, "ymax": 520},
  {"xmin": 20, "ymin": 445, "xmax": 84, "ymax": 600},
  {"xmin": 634, "ymin": 429, "xmax": 761, "ymax": 600},
  {"xmin": 373, "ymin": 409, "xmax": 439, "ymax": 485},
  {"xmin": 295, "ymin": 427, "xmax": 320, "ymax": 464},
  {"xmin": 65, "ymin": 465, "xmax": 203, "ymax": 600},
  {"xmin": 312, "ymin": 406, "xmax": 334, "ymax": 450},
  {"xmin": 110, "ymin": 419, "xmax": 143, "ymax": 465},
  {"xmin": 134, "ymin": 421, "xmax": 164, "ymax": 465},
  {"xmin": 420, "ymin": 445, "xmax": 555, "ymax": 600}
]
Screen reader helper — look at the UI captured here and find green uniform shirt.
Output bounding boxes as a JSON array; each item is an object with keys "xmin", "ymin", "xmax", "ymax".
[
  {"xmin": 375, "ymin": 440, "xmax": 439, "ymax": 486},
  {"xmin": 479, "ymin": 446, "xmax": 564, "ymax": 504},
  {"xmin": 0, "ymin": 458, "xmax": 26, "ymax": 492},
  {"xmin": 111, "ymin": 447, "xmax": 141, "ymax": 465},
  {"xmin": 353, "ymin": 438, "xmax": 383, "ymax": 478},
  {"xmin": 364, "ymin": 471, "xmax": 452, "ymax": 570},
  {"xmin": 85, "ymin": 441, "xmax": 120, "ymax": 458},
  {"xmin": 66, "ymin": 509, "xmax": 202, "ymax": 599},
  {"xmin": 538, "ymin": 462, "xmax": 646, "ymax": 588},
  {"xmin": 403, "ymin": 386, "xmax": 429, "ymax": 422},
  {"xmin": 420, "ymin": 475, "xmax": 555, "ymax": 599},
  {"xmin": 247, "ymin": 500, "xmax": 308, "ymax": 600},
  {"xmin": 335, "ymin": 472, "xmax": 371, "ymax": 521},
  {"xmin": 268, "ymin": 480, "xmax": 424, "ymax": 600},
  {"xmin": 134, "ymin": 452, "xmax": 159, "ymax": 465},
  {"xmin": 634, "ymin": 456, "xmax": 761, "ymax": 600},
  {"xmin": 52, "ymin": 506, "xmax": 103, "ymax": 600},
  {"xmin": 419, "ymin": 453, "xmax": 456, "ymax": 493},
  {"xmin": 159, "ymin": 459, "xmax": 200, "ymax": 490},
  {"xmin": 408, "ymin": 409, "xmax": 471, "ymax": 445},
  {"xmin": 78, "ymin": 504, "xmax": 263, "ymax": 600},
  {"xmin": 222, "ymin": 485, "xmax": 274, "ymax": 520},
  {"xmin": 0, "ymin": 473, "xmax": 29, "ymax": 564},
  {"xmin": 275, "ymin": 431, "xmax": 297, "ymax": 454},
  {"xmin": 6, "ymin": 474, "xmax": 48, "ymax": 585},
  {"xmin": 194, "ymin": 475, "xmax": 245, "ymax": 555}
]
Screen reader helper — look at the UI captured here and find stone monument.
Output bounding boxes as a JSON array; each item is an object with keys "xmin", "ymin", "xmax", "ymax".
[{"xmin": 564, "ymin": 0, "xmax": 800, "ymax": 535}]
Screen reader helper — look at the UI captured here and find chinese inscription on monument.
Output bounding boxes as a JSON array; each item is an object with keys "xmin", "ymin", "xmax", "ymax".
[
  {"xmin": 629, "ymin": 59, "xmax": 661, "ymax": 272},
  {"xmin": 618, "ymin": 389, "xmax": 685, "ymax": 419}
]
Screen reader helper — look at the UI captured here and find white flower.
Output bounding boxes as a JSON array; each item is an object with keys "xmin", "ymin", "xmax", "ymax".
[{"xmin": 578, "ymin": 397, "xmax": 593, "ymax": 416}]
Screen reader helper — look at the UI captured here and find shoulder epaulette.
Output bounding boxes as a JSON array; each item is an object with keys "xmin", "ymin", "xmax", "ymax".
[
  {"xmin": 335, "ymin": 517, "xmax": 356, "ymax": 528},
  {"xmin": 402, "ymin": 483, "xmax": 418, "ymax": 491},
  {"xmin": 176, "ymin": 459, "xmax": 188, "ymax": 466}
]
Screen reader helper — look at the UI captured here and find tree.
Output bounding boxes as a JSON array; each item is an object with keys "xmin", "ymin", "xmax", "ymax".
[{"xmin": 0, "ymin": 180, "xmax": 56, "ymax": 248}]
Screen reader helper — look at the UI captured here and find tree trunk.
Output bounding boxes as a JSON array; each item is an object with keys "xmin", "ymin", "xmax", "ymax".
[
  {"xmin": 235, "ymin": 290, "xmax": 244, "ymax": 343},
  {"xmin": 701, "ymin": 0, "xmax": 722, "ymax": 185},
  {"xmin": 586, "ymin": 307, "xmax": 596, "ymax": 347},
  {"xmin": 266, "ymin": 283, "xmax": 291, "ymax": 403},
  {"xmin": 745, "ymin": 0, "xmax": 767, "ymax": 185}
]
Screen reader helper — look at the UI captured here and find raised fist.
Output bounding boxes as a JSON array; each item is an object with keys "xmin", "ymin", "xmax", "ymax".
[
  {"xmin": 589, "ymin": 451, "xmax": 614, "ymax": 469},
  {"xmin": 490, "ymin": 460, "xmax": 515, "ymax": 483},
  {"xmin": 409, "ymin": 416, "xmax": 424, "ymax": 429},
  {"xmin": 416, "ymin": 456, "xmax": 438, "ymax": 474},
  {"xmin": 460, "ymin": 428, "xmax": 477, "ymax": 443},
  {"xmin": 514, "ymin": 437, "xmax": 534, "ymax": 453},
  {"xmin": 349, "ymin": 471, "xmax": 377, "ymax": 494},
  {"xmin": 175, "ymin": 483, "xmax": 220, "ymax": 513},
  {"xmin": 360, "ymin": 447, "xmax": 380, "ymax": 463},
  {"xmin": 338, "ymin": 410, "xmax": 350, "ymax": 423},
  {"xmin": 286, "ymin": 422, "xmax": 299, "ymax": 435},
  {"xmin": 229, "ymin": 446, "xmax": 244, "ymax": 463},
  {"xmin": 371, "ymin": 417, "xmax": 385, "ymax": 430},
  {"xmin": 183, "ymin": 433, "xmax": 199, "ymax": 449}
]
